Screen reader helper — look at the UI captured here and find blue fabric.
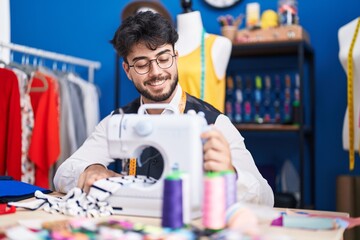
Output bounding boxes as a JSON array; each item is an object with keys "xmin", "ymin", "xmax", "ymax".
[{"xmin": 0, "ymin": 177, "xmax": 52, "ymax": 203}]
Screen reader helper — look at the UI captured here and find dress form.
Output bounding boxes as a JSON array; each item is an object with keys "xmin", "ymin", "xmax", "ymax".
[
  {"xmin": 176, "ymin": 11, "xmax": 232, "ymax": 80},
  {"xmin": 339, "ymin": 17, "xmax": 360, "ymax": 152}
]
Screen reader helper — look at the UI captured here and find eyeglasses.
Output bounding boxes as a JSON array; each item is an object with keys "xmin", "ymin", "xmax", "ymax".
[{"xmin": 128, "ymin": 52, "xmax": 176, "ymax": 75}]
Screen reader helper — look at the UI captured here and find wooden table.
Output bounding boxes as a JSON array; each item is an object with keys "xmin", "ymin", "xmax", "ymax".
[{"xmin": 0, "ymin": 205, "xmax": 347, "ymax": 240}]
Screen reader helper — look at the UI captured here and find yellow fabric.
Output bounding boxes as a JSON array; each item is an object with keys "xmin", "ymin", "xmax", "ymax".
[{"xmin": 178, "ymin": 34, "xmax": 225, "ymax": 112}]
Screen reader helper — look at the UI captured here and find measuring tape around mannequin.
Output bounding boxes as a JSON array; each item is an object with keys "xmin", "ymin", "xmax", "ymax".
[{"xmin": 347, "ymin": 18, "xmax": 360, "ymax": 170}]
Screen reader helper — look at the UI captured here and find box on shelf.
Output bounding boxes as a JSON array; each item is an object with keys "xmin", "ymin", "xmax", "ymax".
[{"xmin": 235, "ymin": 25, "xmax": 310, "ymax": 44}]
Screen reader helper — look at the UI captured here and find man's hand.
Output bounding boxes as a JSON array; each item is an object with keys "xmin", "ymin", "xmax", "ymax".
[
  {"xmin": 77, "ymin": 164, "xmax": 122, "ymax": 193},
  {"xmin": 201, "ymin": 126, "xmax": 235, "ymax": 172}
]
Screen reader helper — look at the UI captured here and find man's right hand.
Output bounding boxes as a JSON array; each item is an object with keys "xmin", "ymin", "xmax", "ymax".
[{"xmin": 77, "ymin": 164, "xmax": 122, "ymax": 193}]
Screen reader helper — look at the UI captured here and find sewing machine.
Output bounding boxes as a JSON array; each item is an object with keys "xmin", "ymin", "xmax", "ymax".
[{"xmin": 106, "ymin": 104, "xmax": 207, "ymax": 219}]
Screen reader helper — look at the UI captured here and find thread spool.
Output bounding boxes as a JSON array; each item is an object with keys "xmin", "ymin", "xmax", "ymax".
[
  {"xmin": 222, "ymin": 170, "xmax": 237, "ymax": 210},
  {"xmin": 161, "ymin": 173, "xmax": 183, "ymax": 229},
  {"xmin": 179, "ymin": 172, "xmax": 191, "ymax": 226},
  {"xmin": 202, "ymin": 172, "xmax": 226, "ymax": 231}
]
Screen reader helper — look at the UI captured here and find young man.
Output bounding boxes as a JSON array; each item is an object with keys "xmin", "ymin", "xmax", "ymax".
[{"xmin": 54, "ymin": 11, "xmax": 274, "ymax": 206}]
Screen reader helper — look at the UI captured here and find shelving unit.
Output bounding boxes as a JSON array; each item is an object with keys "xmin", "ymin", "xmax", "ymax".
[{"xmin": 229, "ymin": 40, "xmax": 315, "ymax": 208}]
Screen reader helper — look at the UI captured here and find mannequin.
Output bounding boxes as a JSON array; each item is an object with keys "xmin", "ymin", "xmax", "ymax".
[
  {"xmin": 176, "ymin": 10, "xmax": 232, "ymax": 112},
  {"xmin": 339, "ymin": 17, "xmax": 360, "ymax": 153}
]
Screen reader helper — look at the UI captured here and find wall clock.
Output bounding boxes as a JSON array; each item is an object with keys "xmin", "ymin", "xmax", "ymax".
[{"xmin": 203, "ymin": 0, "xmax": 242, "ymax": 9}]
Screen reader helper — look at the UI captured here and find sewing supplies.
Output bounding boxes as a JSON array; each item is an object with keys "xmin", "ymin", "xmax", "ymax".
[
  {"xmin": 223, "ymin": 170, "xmax": 237, "ymax": 209},
  {"xmin": 260, "ymin": 10, "xmax": 279, "ymax": 29},
  {"xmin": 254, "ymin": 75, "xmax": 263, "ymax": 123},
  {"xmin": 347, "ymin": 18, "xmax": 360, "ymax": 170},
  {"xmin": 128, "ymin": 158, "xmax": 137, "ymax": 176},
  {"xmin": 263, "ymin": 75, "xmax": 272, "ymax": 123},
  {"xmin": 218, "ymin": 14, "xmax": 244, "ymax": 42},
  {"xmin": 107, "ymin": 105, "xmax": 206, "ymax": 218},
  {"xmin": 200, "ymin": 28, "xmax": 205, "ymax": 100},
  {"xmin": 235, "ymin": 75, "xmax": 243, "ymax": 122},
  {"xmin": 202, "ymin": 172, "xmax": 226, "ymax": 231},
  {"xmin": 246, "ymin": 2, "xmax": 260, "ymax": 29},
  {"xmin": 226, "ymin": 76, "xmax": 234, "ymax": 121},
  {"xmin": 161, "ymin": 172, "xmax": 184, "ymax": 229},
  {"xmin": 278, "ymin": 0, "xmax": 298, "ymax": 25}
]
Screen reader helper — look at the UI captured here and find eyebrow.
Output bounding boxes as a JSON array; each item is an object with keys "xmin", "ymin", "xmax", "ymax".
[{"xmin": 131, "ymin": 49, "xmax": 171, "ymax": 63}]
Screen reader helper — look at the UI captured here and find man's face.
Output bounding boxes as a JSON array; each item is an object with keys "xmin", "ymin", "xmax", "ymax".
[{"xmin": 123, "ymin": 42, "xmax": 178, "ymax": 103}]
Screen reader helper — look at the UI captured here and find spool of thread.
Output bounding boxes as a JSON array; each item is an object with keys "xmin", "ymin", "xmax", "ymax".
[
  {"xmin": 179, "ymin": 172, "xmax": 191, "ymax": 226},
  {"xmin": 202, "ymin": 172, "xmax": 226, "ymax": 231},
  {"xmin": 161, "ymin": 173, "xmax": 183, "ymax": 229},
  {"xmin": 222, "ymin": 170, "xmax": 237, "ymax": 210}
]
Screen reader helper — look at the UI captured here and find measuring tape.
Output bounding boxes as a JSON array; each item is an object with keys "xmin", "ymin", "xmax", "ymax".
[{"xmin": 347, "ymin": 18, "xmax": 360, "ymax": 170}]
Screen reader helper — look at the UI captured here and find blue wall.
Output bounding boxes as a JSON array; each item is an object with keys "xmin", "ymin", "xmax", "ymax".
[{"xmin": 10, "ymin": 0, "xmax": 360, "ymax": 211}]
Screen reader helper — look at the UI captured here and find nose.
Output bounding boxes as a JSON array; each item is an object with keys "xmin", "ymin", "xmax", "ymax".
[{"xmin": 148, "ymin": 60, "xmax": 161, "ymax": 75}]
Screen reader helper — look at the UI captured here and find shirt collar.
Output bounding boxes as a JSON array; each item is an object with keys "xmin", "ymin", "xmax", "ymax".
[{"xmin": 140, "ymin": 84, "xmax": 182, "ymax": 115}]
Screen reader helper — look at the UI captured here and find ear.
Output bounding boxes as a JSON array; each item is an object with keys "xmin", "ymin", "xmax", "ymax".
[{"xmin": 122, "ymin": 61, "xmax": 132, "ymax": 80}]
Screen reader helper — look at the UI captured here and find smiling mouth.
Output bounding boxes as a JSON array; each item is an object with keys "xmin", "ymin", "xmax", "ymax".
[{"xmin": 146, "ymin": 79, "xmax": 166, "ymax": 86}]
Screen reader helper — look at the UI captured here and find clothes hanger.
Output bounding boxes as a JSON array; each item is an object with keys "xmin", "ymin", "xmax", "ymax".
[
  {"xmin": 29, "ymin": 69, "xmax": 48, "ymax": 93},
  {"xmin": 0, "ymin": 59, "xmax": 7, "ymax": 68}
]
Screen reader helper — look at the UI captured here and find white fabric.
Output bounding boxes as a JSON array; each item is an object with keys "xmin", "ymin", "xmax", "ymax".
[
  {"xmin": 339, "ymin": 17, "xmax": 360, "ymax": 152},
  {"xmin": 54, "ymin": 85, "xmax": 274, "ymax": 206},
  {"xmin": 9, "ymin": 188, "xmax": 113, "ymax": 218},
  {"xmin": 10, "ymin": 176, "xmax": 157, "ymax": 218},
  {"xmin": 0, "ymin": 0, "xmax": 10, "ymax": 63}
]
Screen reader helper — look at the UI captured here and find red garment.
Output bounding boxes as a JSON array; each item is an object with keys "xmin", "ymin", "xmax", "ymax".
[
  {"xmin": 28, "ymin": 72, "xmax": 60, "ymax": 188},
  {"xmin": 0, "ymin": 68, "xmax": 22, "ymax": 180}
]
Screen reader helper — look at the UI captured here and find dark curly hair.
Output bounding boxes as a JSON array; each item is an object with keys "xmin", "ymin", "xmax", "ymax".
[{"xmin": 110, "ymin": 11, "xmax": 178, "ymax": 63}]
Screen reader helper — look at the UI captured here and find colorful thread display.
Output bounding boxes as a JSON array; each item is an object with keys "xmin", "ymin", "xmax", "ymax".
[
  {"xmin": 161, "ymin": 173, "xmax": 183, "ymax": 229},
  {"xmin": 225, "ymin": 73, "xmax": 300, "ymax": 124}
]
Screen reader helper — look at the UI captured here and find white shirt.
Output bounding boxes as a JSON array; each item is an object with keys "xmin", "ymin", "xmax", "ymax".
[{"xmin": 54, "ymin": 85, "xmax": 274, "ymax": 206}]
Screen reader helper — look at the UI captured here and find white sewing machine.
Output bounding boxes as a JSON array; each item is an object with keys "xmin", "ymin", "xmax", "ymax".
[{"xmin": 106, "ymin": 104, "xmax": 207, "ymax": 219}]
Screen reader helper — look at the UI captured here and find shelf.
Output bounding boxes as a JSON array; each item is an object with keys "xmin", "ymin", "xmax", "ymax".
[
  {"xmin": 231, "ymin": 40, "xmax": 313, "ymax": 58},
  {"xmin": 234, "ymin": 123, "xmax": 300, "ymax": 131},
  {"xmin": 228, "ymin": 39, "xmax": 315, "ymax": 208}
]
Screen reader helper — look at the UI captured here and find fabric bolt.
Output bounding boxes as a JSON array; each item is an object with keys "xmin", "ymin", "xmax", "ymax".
[
  {"xmin": 54, "ymin": 85, "xmax": 274, "ymax": 206},
  {"xmin": 0, "ymin": 68, "xmax": 22, "ymax": 180},
  {"xmin": 28, "ymin": 72, "xmax": 60, "ymax": 188},
  {"xmin": 178, "ymin": 34, "xmax": 226, "ymax": 113}
]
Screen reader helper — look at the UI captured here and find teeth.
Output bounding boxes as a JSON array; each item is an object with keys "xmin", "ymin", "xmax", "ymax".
[{"xmin": 148, "ymin": 79, "xmax": 166, "ymax": 86}]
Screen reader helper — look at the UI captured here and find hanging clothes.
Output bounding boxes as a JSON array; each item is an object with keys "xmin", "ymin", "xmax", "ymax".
[
  {"xmin": 28, "ymin": 71, "xmax": 60, "ymax": 188},
  {"xmin": 178, "ymin": 34, "xmax": 226, "ymax": 112},
  {"xmin": 0, "ymin": 68, "xmax": 22, "ymax": 180},
  {"xmin": 67, "ymin": 73, "xmax": 100, "ymax": 136},
  {"xmin": 0, "ymin": 0, "xmax": 11, "ymax": 63},
  {"xmin": 12, "ymin": 68, "xmax": 35, "ymax": 184}
]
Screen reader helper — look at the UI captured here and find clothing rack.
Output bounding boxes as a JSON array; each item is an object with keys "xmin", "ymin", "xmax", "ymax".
[{"xmin": 0, "ymin": 42, "xmax": 101, "ymax": 83}]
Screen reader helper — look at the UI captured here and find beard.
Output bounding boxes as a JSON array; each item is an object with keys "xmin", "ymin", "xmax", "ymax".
[{"xmin": 133, "ymin": 73, "xmax": 178, "ymax": 102}]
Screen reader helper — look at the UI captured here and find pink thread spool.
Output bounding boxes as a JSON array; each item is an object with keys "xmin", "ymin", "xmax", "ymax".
[{"xmin": 202, "ymin": 172, "xmax": 226, "ymax": 231}]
